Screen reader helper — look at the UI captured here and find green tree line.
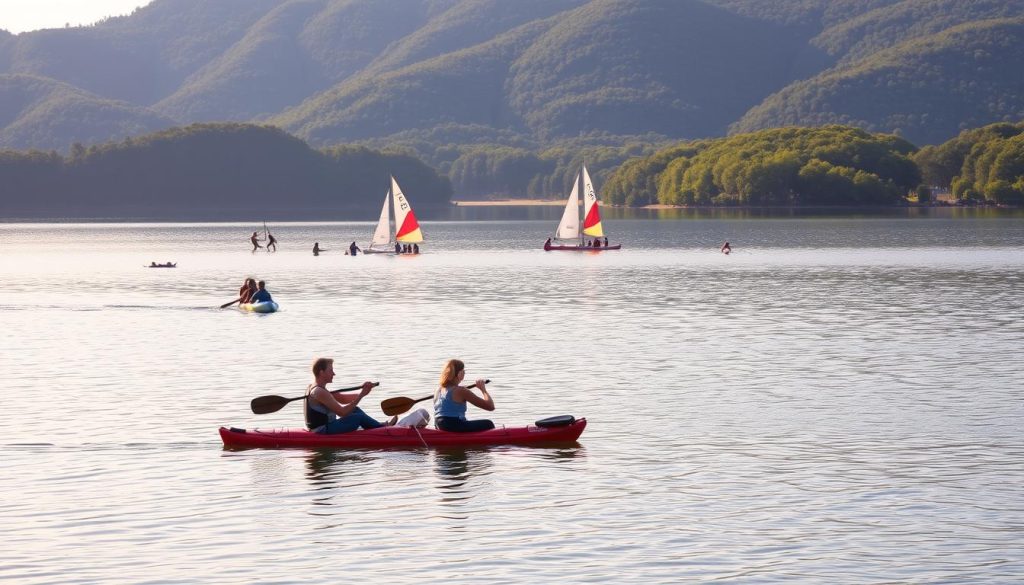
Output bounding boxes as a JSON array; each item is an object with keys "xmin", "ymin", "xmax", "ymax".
[
  {"xmin": 603, "ymin": 126, "xmax": 921, "ymax": 206},
  {"xmin": 915, "ymin": 122, "xmax": 1024, "ymax": 205},
  {"xmin": 0, "ymin": 123, "xmax": 452, "ymax": 219}
]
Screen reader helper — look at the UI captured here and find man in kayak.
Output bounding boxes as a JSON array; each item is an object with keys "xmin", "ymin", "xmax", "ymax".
[
  {"xmin": 250, "ymin": 231, "xmax": 262, "ymax": 252},
  {"xmin": 249, "ymin": 280, "xmax": 273, "ymax": 304},
  {"xmin": 434, "ymin": 359, "xmax": 495, "ymax": 432},
  {"xmin": 306, "ymin": 358, "xmax": 394, "ymax": 433}
]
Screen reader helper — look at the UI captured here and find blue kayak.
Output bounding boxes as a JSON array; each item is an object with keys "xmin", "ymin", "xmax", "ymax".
[{"xmin": 240, "ymin": 301, "xmax": 278, "ymax": 313}]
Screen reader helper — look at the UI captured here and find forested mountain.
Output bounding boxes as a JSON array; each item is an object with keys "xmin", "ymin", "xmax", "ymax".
[
  {"xmin": 0, "ymin": 0, "xmax": 1022, "ymax": 199},
  {"xmin": 731, "ymin": 18, "xmax": 1024, "ymax": 145},
  {"xmin": 0, "ymin": 74, "xmax": 176, "ymax": 150}
]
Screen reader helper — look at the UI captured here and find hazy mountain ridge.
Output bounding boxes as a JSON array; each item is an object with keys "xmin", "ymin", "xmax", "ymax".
[
  {"xmin": 0, "ymin": 0, "xmax": 1021, "ymax": 154},
  {"xmin": 732, "ymin": 18, "xmax": 1024, "ymax": 145},
  {"xmin": 0, "ymin": 73, "xmax": 175, "ymax": 150}
]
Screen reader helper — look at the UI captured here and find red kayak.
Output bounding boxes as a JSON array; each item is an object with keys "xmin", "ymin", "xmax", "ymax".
[
  {"xmin": 219, "ymin": 418, "xmax": 587, "ymax": 449},
  {"xmin": 544, "ymin": 243, "xmax": 621, "ymax": 251}
]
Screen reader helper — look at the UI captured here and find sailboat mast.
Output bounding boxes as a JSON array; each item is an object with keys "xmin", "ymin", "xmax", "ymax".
[{"xmin": 578, "ymin": 169, "xmax": 584, "ymax": 247}]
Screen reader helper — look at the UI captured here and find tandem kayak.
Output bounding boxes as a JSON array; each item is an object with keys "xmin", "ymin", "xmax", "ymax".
[
  {"xmin": 219, "ymin": 418, "xmax": 586, "ymax": 449},
  {"xmin": 239, "ymin": 301, "xmax": 278, "ymax": 313}
]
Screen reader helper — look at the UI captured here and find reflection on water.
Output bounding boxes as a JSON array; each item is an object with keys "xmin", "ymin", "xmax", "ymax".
[{"xmin": 304, "ymin": 449, "xmax": 375, "ymax": 487}]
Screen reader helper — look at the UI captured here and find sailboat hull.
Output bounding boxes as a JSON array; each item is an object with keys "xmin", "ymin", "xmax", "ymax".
[{"xmin": 544, "ymin": 244, "xmax": 621, "ymax": 251}]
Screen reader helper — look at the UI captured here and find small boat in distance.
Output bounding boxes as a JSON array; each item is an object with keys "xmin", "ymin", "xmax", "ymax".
[
  {"xmin": 364, "ymin": 175, "xmax": 425, "ymax": 254},
  {"xmin": 147, "ymin": 262, "xmax": 177, "ymax": 268},
  {"xmin": 544, "ymin": 164, "xmax": 621, "ymax": 251}
]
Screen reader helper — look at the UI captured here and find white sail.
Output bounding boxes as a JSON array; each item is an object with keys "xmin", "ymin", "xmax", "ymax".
[
  {"xmin": 554, "ymin": 172, "xmax": 581, "ymax": 241},
  {"xmin": 581, "ymin": 164, "xmax": 604, "ymax": 238},
  {"xmin": 391, "ymin": 176, "xmax": 424, "ymax": 243},
  {"xmin": 369, "ymin": 189, "xmax": 391, "ymax": 247}
]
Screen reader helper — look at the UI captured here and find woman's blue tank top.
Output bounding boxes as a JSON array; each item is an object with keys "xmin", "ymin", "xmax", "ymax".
[{"xmin": 434, "ymin": 385, "xmax": 467, "ymax": 419}]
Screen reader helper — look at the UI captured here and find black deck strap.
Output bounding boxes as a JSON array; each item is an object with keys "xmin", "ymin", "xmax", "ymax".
[
  {"xmin": 535, "ymin": 415, "xmax": 575, "ymax": 428},
  {"xmin": 229, "ymin": 427, "xmax": 247, "ymax": 433}
]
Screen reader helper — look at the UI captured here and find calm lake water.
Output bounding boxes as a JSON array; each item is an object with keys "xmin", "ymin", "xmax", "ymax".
[{"xmin": 2, "ymin": 208, "xmax": 1023, "ymax": 583}]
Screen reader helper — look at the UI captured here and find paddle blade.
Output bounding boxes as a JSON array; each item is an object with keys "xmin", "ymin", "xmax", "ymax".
[
  {"xmin": 251, "ymin": 395, "xmax": 290, "ymax": 415},
  {"xmin": 380, "ymin": 396, "xmax": 416, "ymax": 416}
]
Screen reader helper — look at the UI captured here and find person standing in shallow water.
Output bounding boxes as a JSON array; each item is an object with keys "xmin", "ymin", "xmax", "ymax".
[
  {"xmin": 266, "ymin": 232, "xmax": 277, "ymax": 252},
  {"xmin": 434, "ymin": 359, "xmax": 495, "ymax": 433},
  {"xmin": 250, "ymin": 231, "xmax": 262, "ymax": 252},
  {"xmin": 313, "ymin": 242, "xmax": 325, "ymax": 256},
  {"xmin": 348, "ymin": 241, "xmax": 360, "ymax": 256}
]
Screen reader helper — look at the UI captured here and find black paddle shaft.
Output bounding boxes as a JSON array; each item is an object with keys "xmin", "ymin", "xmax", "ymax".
[{"xmin": 251, "ymin": 382, "xmax": 380, "ymax": 414}]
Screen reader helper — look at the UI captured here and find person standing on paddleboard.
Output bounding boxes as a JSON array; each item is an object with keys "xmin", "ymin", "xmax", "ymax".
[
  {"xmin": 434, "ymin": 359, "xmax": 495, "ymax": 432},
  {"xmin": 306, "ymin": 358, "xmax": 394, "ymax": 433}
]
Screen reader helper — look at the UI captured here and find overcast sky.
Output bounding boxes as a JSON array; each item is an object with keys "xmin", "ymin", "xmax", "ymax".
[{"xmin": 1, "ymin": 1, "xmax": 153, "ymax": 34}]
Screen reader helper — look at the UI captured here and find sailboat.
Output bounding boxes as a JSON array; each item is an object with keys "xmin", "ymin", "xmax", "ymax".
[
  {"xmin": 365, "ymin": 175, "xmax": 425, "ymax": 254},
  {"xmin": 544, "ymin": 164, "xmax": 621, "ymax": 251}
]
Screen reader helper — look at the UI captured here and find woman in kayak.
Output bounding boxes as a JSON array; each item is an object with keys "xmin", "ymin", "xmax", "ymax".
[
  {"xmin": 238, "ymin": 278, "xmax": 256, "ymax": 304},
  {"xmin": 306, "ymin": 358, "xmax": 394, "ymax": 433},
  {"xmin": 434, "ymin": 359, "xmax": 495, "ymax": 432}
]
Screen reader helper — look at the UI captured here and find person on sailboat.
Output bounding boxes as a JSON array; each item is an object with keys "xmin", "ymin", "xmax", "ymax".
[
  {"xmin": 721, "ymin": 241, "xmax": 732, "ymax": 255},
  {"xmin": 434, "ymin": 359, "xmax": 495, "ymax": 433},
  {"xmin": 544, "ymin": 237, "xmax": 552, "ymax": 251},
  {"xmin": 349, "ymin": 241, "xmax": 361, "ymax": 256},
  {"xmin": 250, "ymin": 231, "xmax": 262, "ymax": 252},
  {"xmin": 413, "ymin": 243, "xmax": 419, "ymax": 254},
  {"xmin": 266, "ymin": 232, "xmax": 277, "ymax": 252},
  {"xmin": 394, "ymin": 242, "xmax": 401, "ymax": 254},
  {"xmin": 604, "ymin": 237, "xmax": 609, "ymax": 247},
  {"xmin": 305, "ymin": 358, "xmax": 396, "ymax": 434}
]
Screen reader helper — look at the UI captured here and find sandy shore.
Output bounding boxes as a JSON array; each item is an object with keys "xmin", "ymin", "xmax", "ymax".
[
  {"xmin": 452, "ymin": 199, "xmax": 566, "ymax": 206},
  {"xmin": 453, "ymin": 199, "xmax": 682, "ymax": 208}
]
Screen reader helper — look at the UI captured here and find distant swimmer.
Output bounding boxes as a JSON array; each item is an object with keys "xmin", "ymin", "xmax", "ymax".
[
  {"xmin": 721, "ymin": 241, "xmax": 732, "ymax": 255},
  {"xmin": 266, "ymin": 232, "xmax": 277, "ymax": 252},
  {"xmin": 250, "ymin": 231, "xmax": 263, "ymax": 253}
]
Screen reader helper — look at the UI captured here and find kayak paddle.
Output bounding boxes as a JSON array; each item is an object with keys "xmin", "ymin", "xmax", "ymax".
[
  {"xmin": 380, "ymin": 379, "xmax": 489, "ymax": 416},
  {"xmin": 220, "ymin": 297, "xmax": 242, "ymax": 309},
  {"xmin": 251, "ymin": 382, "xmax": 379, "ymax": 415}
]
